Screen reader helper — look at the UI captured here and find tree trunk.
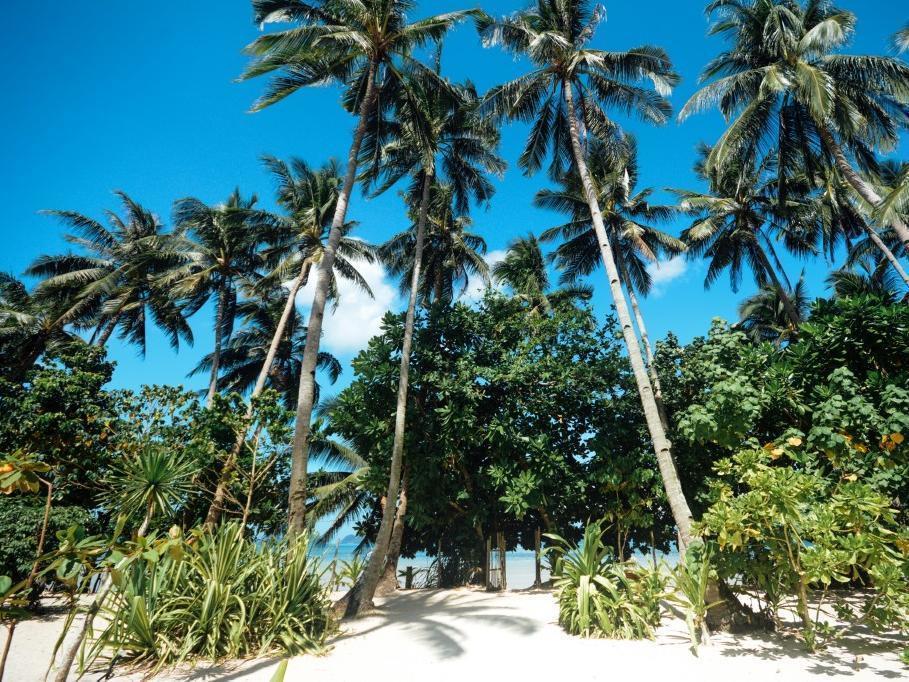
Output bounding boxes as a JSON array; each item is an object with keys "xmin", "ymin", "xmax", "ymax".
[
  {"xmin": 533, "ymin": 526, "xmax": 542, "ymax": 588},
  {"xmin": 618, "ymin": 256, "xmax": 670, "ymax": 431},
  {"xmin": 94, "ymin": 312, "xmax": 122, "ymax": 347},
  {"xmin": 860, "ymin": 221, "xmax": 909, "ymax": 288},
  {"xmin": 562, "ymin": 81, "xmax": 694, "ymax": 546},
  {"xmin": 754, "ymin": 247, "xmax": 801, "ymax": 327},
  {"xmin": 204, "ymin": 261, "xmax": 310, "ymax": 527},
  {"xmin": 819, "ymin": 126, "xmax": 909, "ymax": 254},
  {"xmin": 344, "ymin": 172, "xmax": 432, "ymax": 618},
  {"xmin": 376, "ymin": 475, "xmax": 409, "ymax": 596},
  {"xmin": 206, "ymin": 284, "xmax": 227, "ymax": 408},
  {"xmin": 287, "ymin": 61, "xmax": 379, "ymax": 538}
]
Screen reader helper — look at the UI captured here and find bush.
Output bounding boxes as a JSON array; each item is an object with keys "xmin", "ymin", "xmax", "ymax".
[
  {"xmin": 85, "ymin": 523, "xmax": 332, "ymax": 673},
  {"xmin": 545, "ymin": 520, "xmax": 666, "ymax": 639}
]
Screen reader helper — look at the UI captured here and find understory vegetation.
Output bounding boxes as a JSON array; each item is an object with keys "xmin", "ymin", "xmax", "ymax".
[{"xmin": 2, "ymin": 0, "xmax": 909, "ymax": 678}]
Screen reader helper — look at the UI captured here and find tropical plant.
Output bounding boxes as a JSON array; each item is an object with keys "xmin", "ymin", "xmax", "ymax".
[
  {"xmin": 493, "ymin": 234, "xmax": 592, "ymax": 315},
  {"xmin": 167, "ymin": 189, "xmax": 267, "ymax": 407},
  {"xmin": 681, "ymin": 0, "xmax": 909, "ymax": 254},
  {"xmin": 479, "ymin": 0, "xmax": 697, "ymax": 546},
  {"xmin": 737, "ymin": 277, "xmax": 810, "ymax": 345},
  {"xmin": 895, "ymin": 23, "xmax": 909, "ymax": 53},
  {"xmin": 670, "ymin": 539, "xmax": 722, "ymax": 654},
  {"xmin": 544, "ymin": 519, "xmax": 666, "ymax": 639},
  {"xmin": 827, "ymin": 264, "xmax": 903, "ymax": 302},
  {"xmin": 243, "ymin": 0, "xmax": 475, "ymax": 538},
  {"xmin": 29, "ymin": 192, "xmax": 193, "ymax": 353},
  {"xmin": 336, "ymin": 554, "xmax": 368, "ymax": 589},
  {"xmin": 84, "ymin": 523, "xmax": 331, "ymax": 673}
]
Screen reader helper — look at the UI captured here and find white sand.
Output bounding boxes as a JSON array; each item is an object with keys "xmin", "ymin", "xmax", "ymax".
[{"xmin": 3, "ymin": 588, "xmax": 906, "ymax": 681}]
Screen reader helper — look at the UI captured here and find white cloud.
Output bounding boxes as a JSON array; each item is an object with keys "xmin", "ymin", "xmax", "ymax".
[
  {"xmin": 295, "ymin": 257, "xmax": 399, "ymax": 355},
  {"xmin": 462, "ymin": 249, "xmax": 507, "ymax": 303},
  {"xmin": 646, "ymin": 255, "xmax": 688, "ymax": 297}
]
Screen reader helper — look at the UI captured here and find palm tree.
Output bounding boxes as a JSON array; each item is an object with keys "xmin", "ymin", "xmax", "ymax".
[
  {"xmin": 674, "ymin": 152, "xmax": 804, "ymax": 327},
  {"xmin": 0, "ymin": 274, "xmax": 78, "ymax": 381},
  {"xmin": 29, "ymin": 192, "xmax": 193, "ymax": 353},
  {"xmin": 167, "ymin": 190, "xmax": 266, "ymax": 407},
  {"xmin": 738, "ymin": 277, "xmax": 810, "ymax": 345},
  {"xmin": 190, "ymin": 287, "xmax": 342, "ymax": 410},
  {"xmin": 478, "ymin": 0, "xmax": 697, "ymax": 544},
  {"xmin": 243, "ymin": 0, "xmax": 474, "ymax": 537},
  {"xmin": 492, "ymin": 234, "xmax": 592, "ymax": 314},
  {"xmin": 894, "ymin": 23, "xmax": 909, "ymax": 53},
  {"xmin": 828, "ymin": 263, "xmax": 903, "ymax": 303},
  {"xmin": 348, "ymin": 67, "xmax": 504, "ymax": 615},
  {"xmin": 680, "ymin": 0, "xmax": 909, "ymax": 254},
  {"xmin": 536, "ymin": 135, "xmax": 683, "ymax": 420},
  {"xmin": 380, "ymin": 183, "xmax": 492, "ymax": 305}
]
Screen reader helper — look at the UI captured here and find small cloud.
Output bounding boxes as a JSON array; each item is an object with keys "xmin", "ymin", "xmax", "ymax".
[
  {"xmin": 646, "ymin": 256, "xmax": 688, "ymax": 297},
  {"xmin": 295, "ymin": 258, "xmax": 399, "ymax": 355},
  {"xmin": 463, "ymin": 249, "xmax": 507, "ymax": 303}
]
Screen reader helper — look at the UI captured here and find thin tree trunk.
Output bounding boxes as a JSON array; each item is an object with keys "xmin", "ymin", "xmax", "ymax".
[
  {"xmin": 755, "ymin": 247, "xmax": 800, "ymax": 327},
  {"xmin": 240, "ymin": 424, "xmax": 265, "ymax": 530},
  {"xmin": 206, "ymin": 285, "xmax": 227, "ymax": 408},
  {"xmin": 204, "ymin": 261, "xmax": 310, "ymax": 527},
  {"xmin": 94, "ymin": 315, "xmax": 118, "ymax": 347},
  {"xmin": 287, "ymin": 61, "xmax": 379, "ymax": 538},
  {"xmin": 861, "ymin": 221, "xmax": 909, "ymax": 287},
  {"xmin": 376, "ymin": 474, "xmax": 409, "ymax": 596},
  {"xmin": 618, "ymin": 257, "xmax": 670, "ymax": 432},
  {"xmin": 819, "ymin": 126, "xmax": 909, "ymax": 253},
  {"xmin": 562, "ymin": 81, "xmax": 694, "ymax": 546},
  {"xmin": 344, "ymin": 172, "xmax": 432, "ymax": 617}
]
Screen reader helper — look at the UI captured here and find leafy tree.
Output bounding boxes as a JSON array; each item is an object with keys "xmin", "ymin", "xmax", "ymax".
[
  {"xmin": 479, "ymin": 0, "xmax": 697, "ymax": 544},
  {"xmin": 242, "ymin": 0, "xmax": 474, "ymax": 536}
]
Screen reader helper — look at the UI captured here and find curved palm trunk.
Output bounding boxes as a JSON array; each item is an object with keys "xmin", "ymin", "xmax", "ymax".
[
  {"xmin": 860, "ymin": 222, "xmax": 909, "ymax": 288},
  {"xmin": 376, "ymin": 474, "xmax": 409, "ymax": 596},
  {"xmin": 343, "ymin": 173, "xmax": 431, "ymax": 617},
  {"xmin": 754, "ymin": 247, "xmax": 800, "ymax": 327},
  {"xmin": 819, "ymin": 126, "xmax": 909, "ymax": 254},
  {"xmin": 618, "ymin": 257, "xmax": 670, "ymax": 431},
  {"xmin": 206, "ymin": 284, "xmax": 228, "ymax": 408},
  {"xmin": 204, "ymin": 261, "xmax": 311, "ymax": 527},
  {"xmin": 94, "ymin": 312, "xmax": 122, "ymax": 347},
  {"xmin": 287, "ymin": 61, "xmax": 380, "ymax": 538},
  {"xmin": 562, "ymin": 82, "xmax": 694, "ymax": 546}
]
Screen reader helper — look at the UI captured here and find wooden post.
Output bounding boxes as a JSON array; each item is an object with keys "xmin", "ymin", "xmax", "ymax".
[
  {"xmin": 534, "ymin": 526, "xmax": 542, "ymax": 588},
  {"xmin": 404, "ymin": 566, "xmax": 414, "ymax": 590},
  {"xmin": 497, "ymin": 531, "xmax": 506, "ymax": 591}
]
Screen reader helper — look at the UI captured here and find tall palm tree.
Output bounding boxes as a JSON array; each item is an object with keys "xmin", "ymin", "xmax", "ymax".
[
  {"xmin": 674, "ymin": 152, "xmax": 804, "ymax": 327},
  {"xmin": 893, "ymin": 23, "xmax": 909, "ymax": 53},
  {"xmin": 348, "ymin": 67, "xmax": 503, "ymax": 615},
  {"xmin": 28, "ymin": 192, "xmax": 193, "ymax": 353},
  {"xmin": 243, "ymin": 0, "xmax": 474, "ymax": 537},
  {"xmin": 738, "ymin": 277, "xmax": 810, "ymax": 345},
  {"xmin": 478, "ymin": 1, "xmax": 698, "ymax": 544},
  {"xmin": 380, "ymin": 183, "xmax": 491, "ymax": 305},
  {"xmin": 190, "ymin": 287, "xmax": 341, "ymax": 410},
  {"xmin": 167, "ymin": 190, "xmax": 266, "ymax": 407},
  {"xmin": 536, "ymin": 135, "xmax": 683, "ymax": 421},
  {"xmin": 492, "ymin": 234, "xmax": 592, "ymax": 314},
  {"xmin": 0, "ymin": 274, "xmax": 78, "ymax": 381},
  {"xmin": 680, "ymin": 0, "xmax": 909, "ymax": 254}
]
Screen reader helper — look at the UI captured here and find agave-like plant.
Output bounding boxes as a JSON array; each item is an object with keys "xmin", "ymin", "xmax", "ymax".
[{"xmin": 544, "ymin": 519, "xmax": 666, "ymax": 639}]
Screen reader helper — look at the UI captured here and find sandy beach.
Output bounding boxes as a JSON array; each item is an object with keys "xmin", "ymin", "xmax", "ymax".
[{"xmin": 4, "ymin": 587, "xmax": 906, "ymax": 682}]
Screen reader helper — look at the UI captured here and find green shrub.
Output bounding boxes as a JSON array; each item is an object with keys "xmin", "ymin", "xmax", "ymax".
[
  {"xmin": 85, "ymin": 523, "xmax": 332, "ymax": 673},
  {"xmin": 545, "ymin": 520, "xmax": 666, "ymax": 639}
]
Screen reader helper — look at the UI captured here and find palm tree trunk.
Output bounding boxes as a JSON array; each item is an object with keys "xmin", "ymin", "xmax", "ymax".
[
  {"xmin": 376, "ymin": 474, "xmax": 409, "ymax": 596},
  {"xmin": 819, "ymin": 126, "xmax": 909, "ymax": 253},
  {"xmin": 206, "ymin": 284, "xmax": 227, "ymax": 408},
  {"xmin": 287, "ymin": 61, "xmax": 380, "ymax": 538},
  {"xmin": 562, "ymin": 81, "xmax": 694, "ymax": 546},
  {"xmin": 861, "ymin": 222, "xmax": 909, "ymax": 288},
  {"xmin": 755, "ymin": 247, "xmax": 801, "ymax": 327},
  {"xmin": 344, "ymin": 172, "xmax": 432, "ymax": 617},
  {"xmin": 203, "ymin": 262, "xmax": 311, "ymax": 528},
  {"xmin": 617, "ymin": 257, "xmax": 670, "ymax": 431}
]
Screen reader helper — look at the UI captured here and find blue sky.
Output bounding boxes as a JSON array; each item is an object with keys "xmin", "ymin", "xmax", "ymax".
[{"xmin": 1, "ymin": 1, "xmax": 905, "ymax": 397}]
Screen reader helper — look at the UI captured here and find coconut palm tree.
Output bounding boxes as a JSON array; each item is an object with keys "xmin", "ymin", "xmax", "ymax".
[
  {"xmin": 28, "ymin": 192, "xmax": 193, "ymax": 353},
  {"xmin": 190, "ymin": 287, "xmax": 342, "ymax": 410},
  {"xmin": 380, "ymin": 183, "xmax": 491, "ymax": 305},
  {"xmin": 167, "ymin": 190, "xmax": 267, "ymax": 407},
  {"xmin": 478, "ymin": 0, "xmax": 697, "ymax": 544},
  {"xmin": 738, "ymin": 277, "xmax": 810, "ymax": 345},
  {"xmin": 492, "ymin": 234, "xmax": 592, "ymax": 314},
  {"xmin": 0, "ymin": 274, "xmax": 79, "ymax": 381},
  {"xmin": 893, "ymin": 22, "xmax": 909, "ymax": 53},
  {"xmin": 243, "ymin": 0, "xmax": 475, "ymax": 537},
  {"xmin": 536, "ymin": 135, "xmax": 683, "ymax": 421},
  {"xmin": 347, "ymin": 67, "xmax": 504, "ymax": 616},
  {"xmin": 680, "ymin": 0, "xmax": 909, "ymax": 254},
  {"xmin": 674, "ymin": 152, "xmax": 804, "ymax": 327}
]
